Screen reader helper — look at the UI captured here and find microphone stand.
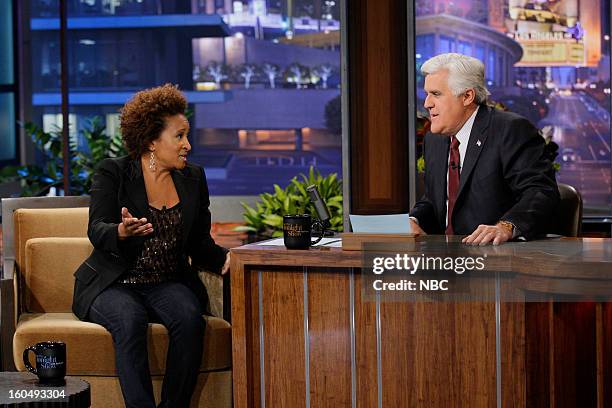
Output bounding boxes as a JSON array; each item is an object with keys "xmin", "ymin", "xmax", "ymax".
[{"xmin": 313, "ymin": 219, "xmax": 336, "ymax": 237}]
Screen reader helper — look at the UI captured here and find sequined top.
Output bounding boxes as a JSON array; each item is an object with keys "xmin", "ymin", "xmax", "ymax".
[{"xmin": 119, "ymin": 203, "xmax": 185, "ymax": 284}]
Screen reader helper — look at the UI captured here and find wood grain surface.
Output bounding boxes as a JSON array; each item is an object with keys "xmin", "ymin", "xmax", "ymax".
[
  {"xmin": 307, "ymin": 269, "xmax": 352, "ymax": 406},
  {"xmin": 231, "ymin": 237, "xmax": 612, "ymax": 408}
]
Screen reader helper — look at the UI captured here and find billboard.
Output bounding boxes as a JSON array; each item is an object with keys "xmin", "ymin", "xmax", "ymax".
[{"xmin": 507, "ymin": 0, "xmax": 601, "ymax": 67}]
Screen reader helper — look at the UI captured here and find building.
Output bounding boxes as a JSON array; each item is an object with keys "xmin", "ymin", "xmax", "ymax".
[
  {"xmin": 22, "ymin": 0, "xmax": 342, "ymax": 194},
  {"xmin": 415, "ymin": 13, "xmax": 523, "ymax": 89}
]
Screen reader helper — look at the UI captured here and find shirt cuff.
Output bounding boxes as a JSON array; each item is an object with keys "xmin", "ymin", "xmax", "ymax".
[{"xmin": 503, "ymin": 221, "xmax": 520, "ymax": 239}]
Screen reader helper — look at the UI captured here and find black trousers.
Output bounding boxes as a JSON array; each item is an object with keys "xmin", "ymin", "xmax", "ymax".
[{"xmin": 89, "ymin": 281, "xmax": 205, "ymax": 408}]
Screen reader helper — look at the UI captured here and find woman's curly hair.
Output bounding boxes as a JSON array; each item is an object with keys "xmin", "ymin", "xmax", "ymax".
[{"xmin": 120, "ymin": 84, "xmax": 187, "ymax": 159}]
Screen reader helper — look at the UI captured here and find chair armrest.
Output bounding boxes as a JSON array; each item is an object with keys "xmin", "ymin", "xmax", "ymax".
[
  {"xmin": 197, "ymin": 268, "xmax": 231, "ymax": 322},
  {"xmin": 198, "ymin": 268, "xmax": 224, "ymax": 319},
  {"xmin": 3, "ymin": 259, "xmax": 14, "ymax": 279},
  {"xmin": 1, "ymin": 259, "xmax": 17, "ymax": 371}
]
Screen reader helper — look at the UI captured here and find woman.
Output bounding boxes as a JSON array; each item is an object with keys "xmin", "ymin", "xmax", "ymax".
[{"xmin": 72, "ymin": 84, "xmax": 230, "ymax": 408}]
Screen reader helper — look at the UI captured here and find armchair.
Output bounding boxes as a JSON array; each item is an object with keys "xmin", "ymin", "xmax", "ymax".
[{"xmin": 1, "ymin": 197, "xmax": 232, "ymax": 407}]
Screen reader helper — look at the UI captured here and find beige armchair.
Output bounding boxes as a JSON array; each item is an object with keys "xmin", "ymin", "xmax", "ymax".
[{"xmin": 1, "ymin": 197, "xmax": 232, "ymax": 407}]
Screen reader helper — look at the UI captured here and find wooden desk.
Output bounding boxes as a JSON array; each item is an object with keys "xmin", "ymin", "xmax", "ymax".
[{"xmin": 230, "ymin": 236, "xmax": 612, "ymax": 407}]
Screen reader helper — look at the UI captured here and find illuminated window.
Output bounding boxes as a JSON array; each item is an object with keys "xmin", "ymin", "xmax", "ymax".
[
  {"xmin": 43, "ymin": 114, "xmax": 78, "ymax": 137},
  {"xmin": 106, "ymin": 113, "xmax": 121, "ymax": 137},
  {"xmin": 0, "ymin": 0, "xmax": 16, "ymax": 163},
  {"xmin": 26, "ymin": 0, "xmax": 343, "ymax": 196},
  {"xmin": 0, "ymin": 93, "xmax": 16, "ymax": 161}
]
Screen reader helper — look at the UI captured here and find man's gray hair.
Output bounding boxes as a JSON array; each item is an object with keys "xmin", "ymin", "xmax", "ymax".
[{"xmin": 421, "ymin": 53, "xmax": 490, "ymax": 104}]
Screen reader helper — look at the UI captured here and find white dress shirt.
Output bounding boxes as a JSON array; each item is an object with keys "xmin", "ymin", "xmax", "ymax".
[{"xmin": 444, "ymin": 106, "xmax": 479, "ymax": 227}]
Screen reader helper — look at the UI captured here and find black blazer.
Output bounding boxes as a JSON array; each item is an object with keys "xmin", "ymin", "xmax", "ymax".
[
  {"xmin": 72, "ymin": 156, "xmax": 228, "ymax": 321},
  {"xmin": 410, "ymin": 105, "xmax": 560, "ymax": 240}
]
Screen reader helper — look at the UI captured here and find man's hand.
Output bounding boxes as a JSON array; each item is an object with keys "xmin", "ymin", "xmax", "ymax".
[
  {"xmin": 117, "ymin": 207, "xmax": 153, "ymax": 239},
  {"xmin": 462, "ymin": 223, "xmax": 512, "ymax": 246},
  {"xmin": 221, "ymin": 252, "xmax": 231, "ymax": 275},
  {"xmin": 410, "ymin": 218, "xmax": 427, "ymax": 235}
]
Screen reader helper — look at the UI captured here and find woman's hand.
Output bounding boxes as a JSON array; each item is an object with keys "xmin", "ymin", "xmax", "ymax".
[
  {"xmin": 117, "ymin": 207, "xmax": 153, "ymax": 240},
  {"xmin": 221, "ymin": 252, "xmax": 231, "ymax": 275}
]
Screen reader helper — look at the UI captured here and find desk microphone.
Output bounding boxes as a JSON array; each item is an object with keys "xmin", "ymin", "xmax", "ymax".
[{"xmin": 306, "ymin": 184, "xmax": 332, "ymax": 229}]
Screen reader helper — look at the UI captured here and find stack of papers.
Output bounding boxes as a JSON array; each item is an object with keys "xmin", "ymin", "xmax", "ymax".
[
  {"xmin": 349, "ymin": 214, "xmax": 412, "ymax": 233},
  {"xmin": 255, "ymin": 237, "xmax": 343, "ymax": 247}
]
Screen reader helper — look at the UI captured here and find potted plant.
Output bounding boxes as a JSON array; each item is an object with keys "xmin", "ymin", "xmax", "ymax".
[
  {"xmin": 0, "ymin": 117, "xmax": 126, "ymax": 196},
  {"xmin": 235, "ymin": 167, "xmax": 343, "ymax": 241}
]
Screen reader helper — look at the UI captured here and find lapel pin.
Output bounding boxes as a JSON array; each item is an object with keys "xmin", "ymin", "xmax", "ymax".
[{"xmin": 476, "ymin": 140, "xmax": 482, "ymax": 147}]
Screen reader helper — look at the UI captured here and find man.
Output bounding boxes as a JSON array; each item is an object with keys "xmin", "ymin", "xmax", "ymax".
[{"xmin": 409, "ymin": 53, "xmax": 559, "ymax": 245}]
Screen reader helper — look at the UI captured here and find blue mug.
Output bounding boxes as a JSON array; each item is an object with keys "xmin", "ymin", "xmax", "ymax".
[{"xmin": 23, "ymin": 341, "xmax": 66, "ymax": 385}]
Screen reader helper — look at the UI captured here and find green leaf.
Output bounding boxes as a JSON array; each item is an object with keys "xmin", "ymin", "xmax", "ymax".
[
  {"xmin": 417, "ymin": 155, "xmax": 426, "ymax": 174},
  {"xmin": 263, "ymin": 214, "xmax": 283, "ymax": 227},
  {"xmin": 233, "ymin": 225, "xmax": 258, "ymax": 232},
  {"xmin": 273, "ymin": 184, "xmax": 285, "ymax": 197},
  {"xmin": 239, "ymin": 166, "xmax": 344, "ymax": 235}
]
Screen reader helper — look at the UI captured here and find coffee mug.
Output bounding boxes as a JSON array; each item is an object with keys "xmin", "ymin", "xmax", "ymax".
[
  {"xmin": 283, "ymin": 214, "xmax": 324, "ymax": 249},
  {"xmin": 23, "ymin": 341, "xmax": 66, "ymax": 385}
]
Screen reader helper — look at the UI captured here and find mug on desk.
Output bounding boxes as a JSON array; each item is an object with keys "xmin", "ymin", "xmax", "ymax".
[
  {"xmin": 23, "ymin": 341, "xmax": 66, "ymax": 385},
  {"xmin": 283, "ymin": 214, "xmax": 324, "ymax": 249}
]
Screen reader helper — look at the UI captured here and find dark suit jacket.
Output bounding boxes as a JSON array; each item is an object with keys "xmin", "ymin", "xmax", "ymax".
[
  {"xmin": 410, "ymin": 105, "xmax": 560, "ymax": 240},
  {"xmin": 72, "ymin": 156, "xmax": 228, "ymax": 321}
]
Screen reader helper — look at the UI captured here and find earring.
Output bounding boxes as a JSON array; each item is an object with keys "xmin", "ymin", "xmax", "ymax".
[{"xmin": 149, "ymin": 151, "xmax": 157, "ymax": 172}]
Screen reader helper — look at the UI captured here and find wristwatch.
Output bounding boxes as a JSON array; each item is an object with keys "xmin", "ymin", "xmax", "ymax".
[{"xmin": 496, "ymin": 220, "xmax": 515, "ymax": 236}]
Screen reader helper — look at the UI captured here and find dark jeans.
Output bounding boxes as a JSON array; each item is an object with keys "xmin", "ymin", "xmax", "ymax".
[{"xmin": 89, "ymin": 281, "xmax": 205, "ymax": 408}]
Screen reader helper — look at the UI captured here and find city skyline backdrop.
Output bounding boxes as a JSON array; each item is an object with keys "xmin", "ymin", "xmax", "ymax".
[
  {"xmin": 2, "ymin": 0, "xmax": 612, "ymax": 213},
  {"xmin": 416, "ymin": 0, "xmax": 612, "ymax": 212}
]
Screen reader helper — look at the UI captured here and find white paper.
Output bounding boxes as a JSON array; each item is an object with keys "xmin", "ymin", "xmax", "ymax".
[
  {"xmin": 349, "ymin": 214, "xmax": 412, "ymax": 234},
  {"xmin": 254, "ymin": 238, "xmax": 285, "ymax": 246},
  {"xmin": 254, "ymin": 237, "xmax": 343, "ymax": 247},
  {"xmin": 315, "ymin": 238, "xmax": 343, "ymax": 247}
]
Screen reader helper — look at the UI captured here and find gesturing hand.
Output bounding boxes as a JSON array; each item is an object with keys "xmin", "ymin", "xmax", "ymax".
[
  {"xmin": 221, "ymin": 252, "xmax": 231, "ymax": 275},
  {"xmin": 117, "ymin": 207, "xmax": 153, "ymax": 240}
]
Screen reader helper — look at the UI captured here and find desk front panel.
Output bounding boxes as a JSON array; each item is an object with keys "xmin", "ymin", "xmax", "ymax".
[
  {"xmin": 234, "ymin": 267, "xmax": 508, "ymax": 407},
  {"xmin": 230, "ymin": 245, "xmax": 612, "ymax": 408},
  {"xmin": 231, "ymin": 241, "xmax": 612, "ymax": 408}
]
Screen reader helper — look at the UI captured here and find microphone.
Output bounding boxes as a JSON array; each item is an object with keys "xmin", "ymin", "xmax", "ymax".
[
  {"xmin": 306, "ymin": 184, "xmax": 332, "ymax": 229},
  {"xmin": 450, "ymin": 161, "xmax": 460, "ymax": 170}
]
